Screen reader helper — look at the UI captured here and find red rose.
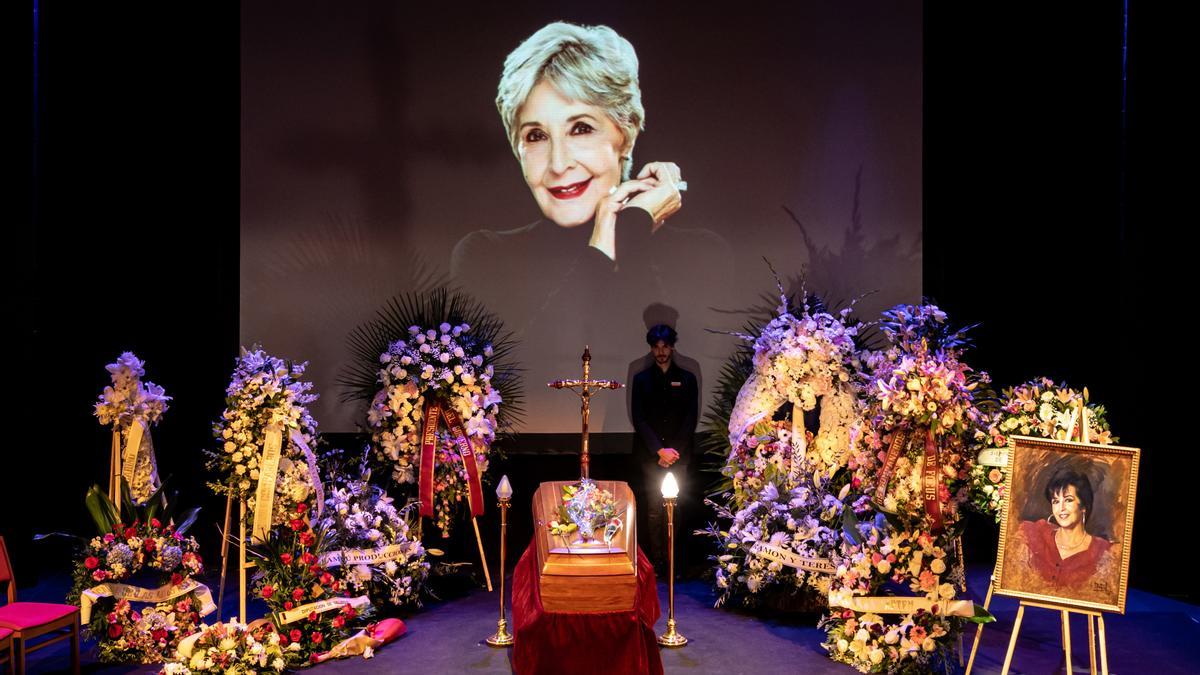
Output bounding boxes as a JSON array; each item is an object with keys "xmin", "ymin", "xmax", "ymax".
[
  {"xmin": 292, "ymin": 588, "xmax": 305, "ymax": 601},
  {"xmin": 309, "ymin": 565, "xmax": 321, "ymax": 575},
  {"xmin": 290, "ymin": 629, "xmax": 302, "ymax": 643},
  {"xmin": 150, "ymin": 518, "xmax": 162, "ymax": 529},
  {"xmin": 300, "ymin": 552, "xmax": 315, "ymax": 565},
  {"xmin": 280, "ymin": 553, "xmax": 293, "ymax": 565},
  {"xmin": 108, "ymin": 624, "xmax": 123, "ymax": 638},
  {"xmin": 332, "ymin": 615, "xmax": 345, "ymax": 629},
  {"xmin": 92, "ymin": 570, "xmax": 108, "ymax": 582},
  {"xmin": 171, "ymin": 573, "xmax": 183, "ymax": 586},
  {"xmin": 289, "ymin": 519, "xmax": 305, "ymax": 531},
  {"xmin": 261, "ymin": 585, "xmax": 275, "ymax": 599},
  {"xmin": 343, "ymin": 605, "xmax": 358, "ymax": 620},
  {"xmin": 144, "ymin": 538, "xmax": 157, "ymax": 552},
  {"xmin": 124, "ymin": 527, "xmax": 137, "ymax": 539},
  {"xmin": 279, "ymin": 633, "xmax": 290, "ymax": 646},
  {"xmin": 310, "ymin": 631, "xmax": 323, "ymax": 644},
  {"xmin": 308, "ymin": 611, "xmax": 318, "ymax": 622},
  {"xmin": 320, "ymin": 572, "xmax": 333, "ymax": 586},
  {"xmin": 299, "ymin": 532, "xmax": 315, "ymax": 547},
  {"xmin": 152, "ymin": 628, "xmax": 168, "ymax": 643},
  {"xmin": 284, "ymin": 601, "xmax": 294, "ymax": 610},
  {"xmin": 296, "ymin": 503, "xmax": 308, "ymax": 514},
  {"xmin": 84, "ymin": 556, "xmax": 100, "ymax": 570}
]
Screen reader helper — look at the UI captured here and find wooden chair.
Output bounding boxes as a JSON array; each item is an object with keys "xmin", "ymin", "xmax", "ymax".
[
  {"xmin": 0, "ymin": 536, "xmax": 80, "ymax": 674},
  {"xmin": 0, "ymin": 626, "xmax": 13, "ymax": 675}
]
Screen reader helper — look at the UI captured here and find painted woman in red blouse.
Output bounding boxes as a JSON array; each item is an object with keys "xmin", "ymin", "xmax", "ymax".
[{"xmin": 1007, "ymin": 469, "xmax": 1118, "ymax": 602}]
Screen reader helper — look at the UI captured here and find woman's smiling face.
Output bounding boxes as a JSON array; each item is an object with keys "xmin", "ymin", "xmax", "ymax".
[
  {"xmin": 516, "ymin": 79, "xmax": 626, "ymax": 227},
  {"xmin": 1051, "ymin": 484, "xmax": 1083, "ymax": 529}
]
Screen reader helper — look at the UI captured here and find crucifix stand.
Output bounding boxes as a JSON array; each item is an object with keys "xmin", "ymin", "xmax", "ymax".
[{"xmin": 547, "ymin": 346, "xmax": 623, "ymax": 479}]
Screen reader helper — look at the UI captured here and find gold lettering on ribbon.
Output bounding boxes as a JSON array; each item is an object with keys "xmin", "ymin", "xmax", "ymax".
[
  {"xmin": 121, "ymin": 419, "xmax": 146, "ymax": 495},
  {"xmin": 278, "ymin": 595, "xmax": 370, "ymax": 625},
  {"xmin": 80, "ymin": 578, "xmax": 215, "ymax": 623},
  {"xmin": 750, "ymin": 541, "xmax": 835, "ymax": 574},
  {"xmin": 418, "ymin": 401, "xmax": 441, "ymax": 518},
  {"xmin": 874, "ymin": 429, "xmax": 910, "ymax": 509},
  {"xmin": 319, "ymin": 544, "xmax": 410, "ymax": 568},
  {"xmin": 252, "ymin": 427, "xmax": 283, "ymax": 542},
  {"xmin": 829, "ymin": 593, "xmax": 974, "ymax": 617},
  {"xmin": 921, "ymin": 429, "xmax": 944, "ymax": 533}
]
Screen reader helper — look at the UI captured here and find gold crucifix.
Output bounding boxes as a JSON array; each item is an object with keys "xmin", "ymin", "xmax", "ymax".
[{"xmin": 547, "ymin": 346, "xmax": 623, "ymax": 480}]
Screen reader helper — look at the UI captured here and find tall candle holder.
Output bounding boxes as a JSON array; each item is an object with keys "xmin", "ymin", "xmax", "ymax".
[
  {"xmin": 486, "ymin": 475, "xmax": 515, "ymax": 647},
  {"xmin": 657, "ymin": 472, "xmax": 688, "ymax": 647}
]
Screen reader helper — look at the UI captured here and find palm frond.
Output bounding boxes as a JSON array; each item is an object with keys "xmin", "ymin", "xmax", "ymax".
[{"xmin": 337, "ymin": 287, "xmax": 525, "ymax": 433}]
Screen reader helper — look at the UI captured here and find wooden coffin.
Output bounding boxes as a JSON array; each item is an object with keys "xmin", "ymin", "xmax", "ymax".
[{"xmin": 532, "ymin": 480, "xmax": 638, "ymax": 612}]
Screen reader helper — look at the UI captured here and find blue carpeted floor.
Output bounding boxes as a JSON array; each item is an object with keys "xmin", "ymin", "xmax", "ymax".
[{"xmin": 15, "ymin": 565, "xmax": 1199, "ymax": 674}]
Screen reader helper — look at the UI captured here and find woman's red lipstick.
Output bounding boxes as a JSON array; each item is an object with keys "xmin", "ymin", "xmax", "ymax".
[{"xmin": 548, "ymin": 178, "xmax": 591, "ymax": 199}]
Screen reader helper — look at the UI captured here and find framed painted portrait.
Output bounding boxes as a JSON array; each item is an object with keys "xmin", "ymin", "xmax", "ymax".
[{"xmin": 994, "ymin": 435, "xmax": 1140, "ymax": 613}]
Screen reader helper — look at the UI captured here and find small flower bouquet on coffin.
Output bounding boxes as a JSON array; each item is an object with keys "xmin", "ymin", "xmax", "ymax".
[{"xmin": 546, "ymin": 479, "xmax": 623, "ymax": 550}]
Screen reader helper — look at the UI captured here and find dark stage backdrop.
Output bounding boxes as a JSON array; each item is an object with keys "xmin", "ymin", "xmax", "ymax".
[
  {"xmin": 22, "ymin": 3, "xmax": 1191, "ymax": 604},
  {"xmin": 239, "ymin": 3, "xmax": 924, "ymax": 433}
]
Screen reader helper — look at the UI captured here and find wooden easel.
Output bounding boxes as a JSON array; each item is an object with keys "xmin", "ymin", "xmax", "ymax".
[
  {"xmin": 965, "ymin": 402, "xmax": 1112, "ymax": 675},
  {"xmin": 216, "ymin": 494, "xmax": 255, "ymax": 624}
]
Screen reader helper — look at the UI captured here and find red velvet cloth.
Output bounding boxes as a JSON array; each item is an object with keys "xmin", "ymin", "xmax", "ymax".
[{"xmin": 511, "ymin": 539, "xmax": 662, "ymax": 675}]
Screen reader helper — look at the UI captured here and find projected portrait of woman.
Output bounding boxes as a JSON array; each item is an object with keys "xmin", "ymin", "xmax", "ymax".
[
  {"xmin": 449, "ymin": 21, "xmax": 730, "ymax": 430},
  {"xmin": 493, "ymin": 21, "xmax": 683, "ymax": 261}
]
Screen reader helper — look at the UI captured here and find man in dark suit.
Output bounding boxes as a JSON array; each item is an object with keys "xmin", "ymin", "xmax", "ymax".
[{"xmin": 630, "ymin": 324, "xmax": 698, "ymax": 574}]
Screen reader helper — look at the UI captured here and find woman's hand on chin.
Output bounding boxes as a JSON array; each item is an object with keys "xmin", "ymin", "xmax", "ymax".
[{"xmin": 588, "ymin": 161, "xmax": 684, "ymax": 261}]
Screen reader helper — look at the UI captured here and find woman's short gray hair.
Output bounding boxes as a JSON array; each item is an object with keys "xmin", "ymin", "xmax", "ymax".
[{"xmin": 497, "ymin": 22, "xmax": 645, "ymax": 178}]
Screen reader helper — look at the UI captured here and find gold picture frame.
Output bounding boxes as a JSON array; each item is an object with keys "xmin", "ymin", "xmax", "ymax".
[{"xmin": 994, "ymin": 435, "xmax": 1139, "ymax": 614}]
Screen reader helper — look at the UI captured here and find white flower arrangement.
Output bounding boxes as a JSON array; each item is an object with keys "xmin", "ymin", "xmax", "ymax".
[
  {"xmin": 206, "ymin": 348, "xmax": 319, "ymax": 526},
  {"xmin": 319, "ymin": 454, "xmax": 429, "ymax": 608},
  {"xmin": 367, "ymin": 322, "xmax": 501, "ymax": 536},
  {"xmin": 94, "ymin": 351, "xmax": 171, "ymax": 501}
]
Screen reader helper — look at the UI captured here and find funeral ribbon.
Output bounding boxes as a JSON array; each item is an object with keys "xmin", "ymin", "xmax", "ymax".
[
  {"xmin": 251, "ymin": 426, "xmax": 284, "ymax": 542},
  {"xmin": 977, "ymin": 447, "xmax": 1008, "ymax": 468},
  {"xmin": 80, "ymin": 578, "xmax": 215, "ymax": 624},
  {"xmin": 874, "ymin": 427, "xmax": 945, "ymax": 534},
  {"xmin": 829, "ymin": 593, "xmax": 975, "ymax": 617},
  {"xmin": 418, "ymin": 400, "xmax": 485, "ymax": 518},
  {"xmin": 920, "ymin": 428, "xmax": 944, "ymax": 534},
  {"xmin": 788, "ymin": 394, "xmax": 807, "ymax": 487},
  {"xmin": 277, "ymin": 595, "xmax": 371, "ymax": 625},
  {"xmin": 750, "ymin": 541, "xmax": 836, "ymax": 575},
  {"xmin": 319, "ymin": 543, "xmax": 411, "ymax": 568},
  {"xmin": 288, "ymin": 429, "xmax": 324, "ymax": 519},
  {"xmin": 109, "ymin": 419, "xmax": 160, "ymax": 506}
]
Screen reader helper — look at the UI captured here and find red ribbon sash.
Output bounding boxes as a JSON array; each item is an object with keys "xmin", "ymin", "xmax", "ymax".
[
  {"xmin": 920, "ymin": 428, "xmax": 944, "ymax": 534},
  {"xmin": 442, "ymin": 408, "xmax": 485, "ymax": 517},
  {"xmin": 874, "ymin": 426, "xmax": 944, "ymax": 534},
  {"xmin": 419, "ymin": 401, "xmax": 442, "ymax": 518},
  {"xmin": 418, "ymin": 400, "xmax": 485, "ymax": 519},
  {"xmin": 874, "ymin": 429, "xmax": 910, "ymax": 508}
]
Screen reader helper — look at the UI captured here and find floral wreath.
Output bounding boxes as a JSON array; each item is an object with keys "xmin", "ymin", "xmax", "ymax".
[
  {"xmin": 342, "ymin": 289, "xmax": 522, "ymax": 538},
  {"xmin": 703, "ymin": 280, "xmax": 867, "ymax": 607},
  {"xmin": 825, "ymin": 303, "xmax": 992, "ymax": 672},
  {"xmin": 94, "ymin": 351, "xmax": 171, "ymax": 503},
  {"xmin": 161, "ymin": 620, "xmax": 302, "ymax": 674},
  {"xmin": 968, "ymin": 377, "xmax": 1115, "ymax": 520},
  {"xmin": 205, "ymin": 347, "xmax": 322, "ymax": 531},
  {"xmin": 250, "ymin": 505, "xmax": 372, "ymax": 665},
  {"xmin": 66, "ymin": 486, "xmax": 210, "ymax": 664},
  {"xmin": 726, "ymin": 289, "xmax": 865, "ymax": 481}
]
